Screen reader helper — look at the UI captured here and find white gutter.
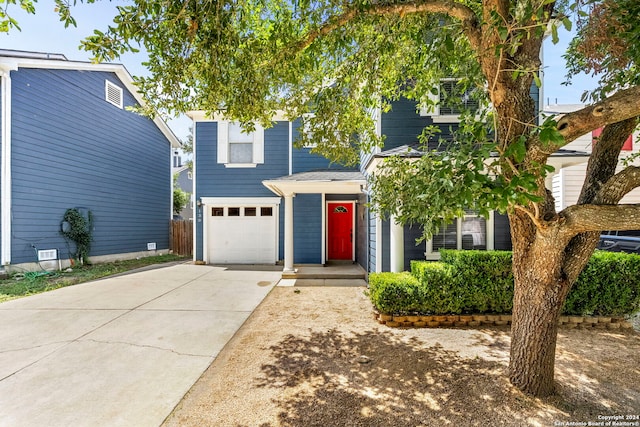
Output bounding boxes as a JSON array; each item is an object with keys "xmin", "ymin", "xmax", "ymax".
[
  {"xmin": 289, "ymin": 121, "xmax": 293, "ymax": 175},
  {"xmin": 0, "ymin": 65, "xmax": 15, "ymax": 266},
  {"xmin": 191, "ymin": 122, "xmax": 197, "ymax": 261}
]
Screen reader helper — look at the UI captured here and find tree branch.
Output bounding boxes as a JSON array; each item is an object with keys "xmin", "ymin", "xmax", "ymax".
[
  {"xmin": 594, "ymin": 166, "xmax": 640, "ymax": 204},
  {"xmin": 561, "ymin": 203, "xmax": 640, "ymax": 234},
  {"xmin": 555, "ymin": 86, "xmax": 640, "ymax": 146},
  {"xmin": 561, "ymin": 118, "xmax": 637, "ymax": 282},
  {"xmin": 291, "ymin": 1, "xmax": 481, "ymax": 54},
  {"xmin": 577, "ymin": 118, "xmax": 637, "ymax": 204}
]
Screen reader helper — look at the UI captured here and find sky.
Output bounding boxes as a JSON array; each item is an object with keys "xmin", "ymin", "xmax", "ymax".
[{"xmin": 2, "ymin": 0, "xmax": 597, "ymax": 139}]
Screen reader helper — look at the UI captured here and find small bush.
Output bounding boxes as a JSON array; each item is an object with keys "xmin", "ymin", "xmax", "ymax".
[{"xmin": 368, "ymin": 272, "xmax": 422, "ymax": 314}]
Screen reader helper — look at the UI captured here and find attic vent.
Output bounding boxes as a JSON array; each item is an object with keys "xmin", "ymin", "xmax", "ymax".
[{"xmin": 105, "ymin": 80, "xmax": 123, "ymax": 109}]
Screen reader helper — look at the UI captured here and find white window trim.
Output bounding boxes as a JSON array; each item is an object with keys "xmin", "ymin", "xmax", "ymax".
[
  {"xmin": 301, "ymin": 113, "xmax": 317, "ymax": 148},
  {"xmin": 105, "ymin": 80, "xmax": 123, "ymax": 109},
  {"xmin": 419, "ymin": 78, "xmax": 484, "ymax": 123},
  {"xmin": 217, "ymin": 121, "xmax": 264, "ymax": 166},
  {"xmin": 425, "ymin": 211, "xmax": 494, "ymax": 260}
]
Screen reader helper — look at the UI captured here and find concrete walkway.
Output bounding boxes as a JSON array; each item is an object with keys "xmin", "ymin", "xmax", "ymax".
[{"xmin": 0, "ymin": 263, "xmax": 281, "ymax": 427}]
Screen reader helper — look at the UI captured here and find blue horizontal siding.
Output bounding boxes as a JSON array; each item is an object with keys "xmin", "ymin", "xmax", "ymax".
[
  {"xmin": 9, "ymin": 68, "xmax": 171, "ymax": 264},
  {"xmin": 494, "ymin": 213, "xmax": 512, "ymax": 250},
  {"xmin": 291, "ymin": 119, "xmax": 351, "ymax": 173},
  {"xmin": 383, "ymin": 98, "xmax": 461, "ymax": 151},
  {"xmin": 404, "ymin": 224, "xmax": 425, "ymax": 270},
  {"xmin": 382, "ymin": 98, "xmax": 433, "ymax": 150},
  {"xmin": 293, "ymin": 194, "xmax": 322, "ymax": 263},
  {"xmin": 368, "ymin": 206, "xmax": 376, "ymax": 273},
  {"xmin": 194, "ymin": 121, "xmax": 290, "ymax": 260}
]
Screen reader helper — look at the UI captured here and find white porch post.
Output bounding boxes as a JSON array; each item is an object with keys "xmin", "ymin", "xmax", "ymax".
[
  {"xmin": 283, "ymin": 192, "xmax": 295, "ymax": 272},
  {"xmin": 390, "ymin": 215, "xmax": 404, "ymax": 272}
]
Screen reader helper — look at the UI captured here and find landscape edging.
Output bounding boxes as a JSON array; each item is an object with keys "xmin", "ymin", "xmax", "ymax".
[{"xmin": 374, "ymin": 311, "xmax": 635, "ymax": 331}]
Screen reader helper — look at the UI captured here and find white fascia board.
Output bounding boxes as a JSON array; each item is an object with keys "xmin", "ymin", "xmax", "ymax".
[
  {"xmin": 546, "ymin": 154, "xmax": 590, "ymax": 170},
  {"xmin": 0, "ymin": 57, "xmax": 181, "ymax": 148},
  {"xmin": 262, "ymin": 180, "xmax": 365, "ymax": 196},
  {"xmin": 187, "ymin": 110, "xmax": 290, "ymax": 122},
  {"xmin": 200, "ymin": 197, "xmax": 281, "ymax": 206}
]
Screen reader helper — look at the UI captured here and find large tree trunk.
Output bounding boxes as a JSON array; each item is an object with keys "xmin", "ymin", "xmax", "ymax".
[
  {"xmin": 506, "ymin": 119, "xmax": 637, "ymax": 396},
  {"xmin": 507, "ymin": 211, "xmax": 573, "ymax": 396}
]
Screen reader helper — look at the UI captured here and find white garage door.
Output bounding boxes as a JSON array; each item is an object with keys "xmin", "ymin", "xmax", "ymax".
[{"xmin": 207, "ymin": 204, "xmax": 278, "ymax": 264}]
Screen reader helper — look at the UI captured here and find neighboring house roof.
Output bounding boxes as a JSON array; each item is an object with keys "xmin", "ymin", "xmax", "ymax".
[
  {"xmin": 0, "ymin": 49, "xmax": 181, "ymax": 148},
  {"xmin": 263, "ymin": 169, "xmax": 366, "ymax": 196},
  {"xmin": 173, "ymin": 165, "xmax": 191, "ymax": 175},
  {"xmin": 374, "ymin": 143, "xmax": 425, "ymax": 158}
]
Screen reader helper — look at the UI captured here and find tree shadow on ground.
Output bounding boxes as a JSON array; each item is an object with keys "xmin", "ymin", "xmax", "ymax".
[
  {"xmin": 552, "ymin": 330, "xmax": 640, "ymax": 415},
  {"xmin": 252, "ymin": 329, "xmax": 559, "ymax": 427}
]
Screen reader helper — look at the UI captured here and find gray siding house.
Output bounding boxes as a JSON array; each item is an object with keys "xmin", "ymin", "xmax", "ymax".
[{"xmin": 0, "ymin": 50, "xmax": 180, "ymax": 271}]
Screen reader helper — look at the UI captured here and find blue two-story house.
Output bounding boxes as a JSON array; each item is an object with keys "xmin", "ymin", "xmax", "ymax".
[
  {"xmin": 189, "ymin": 82, "xmax": 586, "ymax": 274},
  {"xmin": 0, "ymin": 49, "xmax": 180, "ymax": 271}
]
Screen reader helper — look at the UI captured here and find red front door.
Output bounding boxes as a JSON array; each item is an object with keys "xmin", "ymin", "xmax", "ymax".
[{"xmin": 328, "ymin": 202, "xmax": 353, "ymax": 260}]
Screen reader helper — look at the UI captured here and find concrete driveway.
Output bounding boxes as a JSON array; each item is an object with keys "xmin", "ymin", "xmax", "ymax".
[{"xmin": 0, "ymin": 263, "xmax": 281, "ymax": 427}]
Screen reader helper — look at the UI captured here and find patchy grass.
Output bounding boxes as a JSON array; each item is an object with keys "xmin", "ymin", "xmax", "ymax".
[{"xmin": 0, "ymin": 254, "xmax": 189, "ymax": 303}]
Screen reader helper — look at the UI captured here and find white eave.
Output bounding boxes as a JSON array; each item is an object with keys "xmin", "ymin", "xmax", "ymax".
[
  {"xmin": 0, "ymin": 55, "xmax": 181, "ymax": 148},
  {"xmin": 187, "ymin": 110, "xmax": 290, "ymax": 122},
  {"xmin": 263, "ymin": 171, "xmax": 366, "ymax": 196},
  {"xmin": 365, "ymin": 144, "xmax": 590, "ymax": 175}
]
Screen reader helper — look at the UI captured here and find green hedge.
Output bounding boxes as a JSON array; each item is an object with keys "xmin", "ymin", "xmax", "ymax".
[
  {"xmin": 569, "ymin": 251, "xmax": 640, "ymax": 316},
  {"xmin": 368, "ymin": 272, "xmax": 422, "ymax": 314},
  {"xmin": 369, "ymin": 250, "xmax": 640, "ymax": 317}
]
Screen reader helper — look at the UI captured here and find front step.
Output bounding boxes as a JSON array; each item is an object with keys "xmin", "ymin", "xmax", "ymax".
[
  {"xmin": 294, "ymin": 278, "xmax": 368, "ymax": 287},
  {"xmin": 277, "ymin": 278, "xmax": 368, "ymax": 287},
  {"xmin": 281, "ymin": 264, "xmax": 367, "ymax": 280}
]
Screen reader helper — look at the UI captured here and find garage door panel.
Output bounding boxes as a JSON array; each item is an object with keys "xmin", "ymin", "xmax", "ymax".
[{"xmin": 208, "ymin": 209, "xmax": 277, "ymax": 264}]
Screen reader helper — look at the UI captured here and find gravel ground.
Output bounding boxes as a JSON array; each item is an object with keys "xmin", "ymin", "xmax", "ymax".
[{"xmin": 163, "ymin": 286, "xmax": 640, "ymax": 427}]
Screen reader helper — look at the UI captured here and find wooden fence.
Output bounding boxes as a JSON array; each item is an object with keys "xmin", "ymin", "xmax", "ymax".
[{"xmin": 170, "ymin": 220, "xmax": 193, "ymax": 256}]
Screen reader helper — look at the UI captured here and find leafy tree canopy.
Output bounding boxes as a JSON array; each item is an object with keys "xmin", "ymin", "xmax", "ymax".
[{"xmin": 565, "ymin": 0, "xmax": 640, "ymax": 102}]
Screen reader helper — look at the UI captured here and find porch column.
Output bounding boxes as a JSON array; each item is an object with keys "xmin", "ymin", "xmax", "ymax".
[
  {"xmin": 283, "ymin": 192, "xmax": 295, "ymax": 272},
  {"xmin": 390, "ymin": 215, "xmax": 404, "ymax": 272}
]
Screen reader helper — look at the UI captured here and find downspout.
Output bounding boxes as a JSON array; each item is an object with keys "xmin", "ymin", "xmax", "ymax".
[
  {"xmin": 1, "ymin": 67, "xmax": 13, "ymax": 266},
  {"xmin": 288, "ymin": 121, "xmax": 292, "ymax": 175},
  {"xmin": 191, "ymin": 123, "xmax": 198, "ymax": 261}
]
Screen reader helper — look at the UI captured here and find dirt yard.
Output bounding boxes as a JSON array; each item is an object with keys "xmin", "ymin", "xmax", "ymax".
[{"xmin": 163, "ymin": 285, "xmax": 640, "ymax": 427}]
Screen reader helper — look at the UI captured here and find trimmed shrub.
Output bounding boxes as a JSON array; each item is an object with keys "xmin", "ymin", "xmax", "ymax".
[
  {"xmin": 368, "ymin": 272, "xmax": 422, "ymax": 314},
  {"xmin": 439, "ymin": 250, "xmax": 514, "ymax": 313},
  {"xmin": 410, "ymin": 261, "xmax": 458, "ymax": 313},
  {"xmin": 369, "ymin": 250, "xmax": 640, "ymax": 317},
  {"xmin": 568, "ymin": 251, "xmax": 640, "ymax": 316}
]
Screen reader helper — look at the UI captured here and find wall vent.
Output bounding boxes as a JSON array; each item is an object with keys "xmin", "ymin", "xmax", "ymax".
[
  {"xmin": 37, "ymin": 249, "xmax": 58, "ymax": 261},
  {"xmin": 147, "ymin": 242, "xmax": 157, "ymax": 251},
  {"xmin": 105, "ymin": 80, "xmax": 123, "ymax": 109}
]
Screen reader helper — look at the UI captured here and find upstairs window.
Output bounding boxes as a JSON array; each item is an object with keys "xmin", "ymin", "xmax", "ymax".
[
  {"xmin": 438, "ymin": 79, "xmax": 480, "ymax": 116},
  {"xmin": 217, "ymin": 121, "xmax": 264, "ymax": 167},
  {"xmin": 300, "ymin": 113, "xmax": 317, "ymax": 148},
  {"xmin": 228, "ymin": 123, "xmax": 254, "ymax": 163},
  {"xmin": 420, "ymin": 79, "xmax": 482, "ymax": 122},
  {"xmin": 105, "ymin": 80, "xmax": 123, "ymax": 109}
]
